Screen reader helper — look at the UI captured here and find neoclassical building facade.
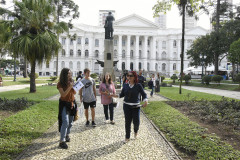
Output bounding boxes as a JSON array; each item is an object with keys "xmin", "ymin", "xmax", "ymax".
[{"xmin": 35, "ymin": 14, "xmax": 209, "ymax": 77}]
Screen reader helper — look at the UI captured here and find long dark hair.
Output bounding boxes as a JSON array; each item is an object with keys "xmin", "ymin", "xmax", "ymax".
[
  {"xmin": 102, "ymin": 72, "xmax": 112, "ymax": 84},
  {"xmin": 59, "ymin": 68, "xmax": 70, "ymax": 88},
  {"xmin": 129, "ymin": 71, "xmax": 138, "ymax": 84}
]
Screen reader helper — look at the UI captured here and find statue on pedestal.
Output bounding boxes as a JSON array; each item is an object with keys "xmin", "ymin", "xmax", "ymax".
[{"xmin": 104, "ymin": 12, "xmax": 115, "ymax": 39}]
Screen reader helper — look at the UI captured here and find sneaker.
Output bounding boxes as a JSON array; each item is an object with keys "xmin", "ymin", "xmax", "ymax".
[
  {"xmin": 124, "ymin": 139, "xmax": 130, "ymax": 144},
  {"xmin": 59, "ymin": 142, "xmax": 68, "ymax": 149},
  {"xmin": 92, "ymin": 121, "xmax": 96, "ymax": 127},
  {"xmin": 105, "ymin": 120, "xmax": 110, "ymax": 124},
  {"xmin": 66, "ymin": 135, "xmax": 70, "ymax": 142},
  {"xmin": 110, "ymin": 121, "xmax": 115, "ymax": 125},
  {"xmin": 134, "ymin": 133, "xmax": 138, "ymax": 139},
  {"xmin": 85, "ymin": 120, "xmax": 90, "ymax": 126}
]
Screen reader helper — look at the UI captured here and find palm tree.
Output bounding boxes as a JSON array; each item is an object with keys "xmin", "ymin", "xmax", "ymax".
[{"xmin": 0, "ymin": 0, "xmax": 61, "ymax": 92}]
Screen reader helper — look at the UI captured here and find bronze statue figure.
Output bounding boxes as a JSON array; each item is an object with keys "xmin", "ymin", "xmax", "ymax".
[{"xmin": 104, "ymin": 12, "xmax": 115, "ymax": 39}]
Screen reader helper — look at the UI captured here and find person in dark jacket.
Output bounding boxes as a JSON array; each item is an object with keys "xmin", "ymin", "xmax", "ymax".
[
  {"xmin": 57, "ymin": 68, "xmax": 76, "ymax": 149},
  {"xmin": 111, "ymin": 71, "xmax": 148, "ymax": 143}
]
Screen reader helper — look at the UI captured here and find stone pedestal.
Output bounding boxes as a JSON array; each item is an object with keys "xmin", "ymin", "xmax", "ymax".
[{"xmin": 103, "ymin": 39, "xmax": 115, "ymax": 82}]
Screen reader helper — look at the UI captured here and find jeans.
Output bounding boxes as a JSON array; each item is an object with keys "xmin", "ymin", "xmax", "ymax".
[
  {"xmin": 60, "ymin": 106, "xmax": 74, "ymax": 141},
  {"xmin": 103, "ymin": 103, "xmax": 114, "ymax": 121},
  {"xmin": 150, "ymin": 86, "xmax": 155, "ymax": 96},
  {"xmin": 123, "ymin": 104, "xmax": 140, "ymax": 139}
]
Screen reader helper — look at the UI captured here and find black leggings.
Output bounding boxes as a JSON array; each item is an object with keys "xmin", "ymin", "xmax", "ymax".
[{"xmin": 103, "ymin": 103, "xmax": 114, "ymax": 121}]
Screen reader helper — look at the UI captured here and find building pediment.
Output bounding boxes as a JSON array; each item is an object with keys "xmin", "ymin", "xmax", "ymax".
[{"xmin": 114, "ymin": 14, "xmax": 159, "ymax": 29}]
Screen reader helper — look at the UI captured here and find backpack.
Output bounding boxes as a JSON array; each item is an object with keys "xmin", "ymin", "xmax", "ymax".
[{"xmin": 148, "ymin": 80, "xmax": 153, "ymax": 89}]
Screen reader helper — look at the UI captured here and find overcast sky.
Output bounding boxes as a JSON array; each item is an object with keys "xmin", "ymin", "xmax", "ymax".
[{"xmin": 3, "ymin": 0, "xmax": 239, "ymax": 30}]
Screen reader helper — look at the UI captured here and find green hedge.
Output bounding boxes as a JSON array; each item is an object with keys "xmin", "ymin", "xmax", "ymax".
[{"xmin": 143, "ymin": 102, "xmax": 240, "ymax": 159}]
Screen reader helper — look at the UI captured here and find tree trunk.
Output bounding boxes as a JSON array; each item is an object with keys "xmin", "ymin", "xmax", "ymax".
[
  {"xmin": 56, "ymin": 50, "xmax": 59, "ymax": 76},
  {"xmin": 30, "ymin": 60, "xmax": 36, "ymax": 93},
  {"xmin": 232, "ymin": 62, "xmax": 235, "ymax": 81},
  {"xmin": 214, "ymin": 0, "xmax": 220, "ymax": 75},
  {"xmin": 14, "ymin": 56, "xmax": 16, "ymax": 81},
  {"xmin": 179, "ymin": 4, "xmax": 186, "ymax": 94}
]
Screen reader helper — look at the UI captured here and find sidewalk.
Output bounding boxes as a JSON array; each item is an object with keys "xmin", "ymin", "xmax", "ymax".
[
  {"xmin": 16, "ymin": 92, "xmax": 180, "ymax": 160},
  {"xmin": 173, "ymin": 85, "xmax": 240, "ymax": 100}
]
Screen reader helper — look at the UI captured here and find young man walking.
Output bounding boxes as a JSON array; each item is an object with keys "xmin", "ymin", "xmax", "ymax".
[{"xmin": 79, "ymin": 68, "xmax": 97, "ymax": 127}]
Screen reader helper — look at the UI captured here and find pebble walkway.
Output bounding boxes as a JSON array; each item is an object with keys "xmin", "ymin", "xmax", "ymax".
[{"xmin": 16, "ymin": 91, "xmax": 180, "ymax": 160}]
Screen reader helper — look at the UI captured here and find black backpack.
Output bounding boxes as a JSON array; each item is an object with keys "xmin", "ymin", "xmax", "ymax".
[{"xmin": 148, "ymin": 80, "xmax": 153, "ymax": 88}]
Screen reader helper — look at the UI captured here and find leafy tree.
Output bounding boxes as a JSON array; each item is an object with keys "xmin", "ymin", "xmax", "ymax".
[
  {"xmin": 0, "ymin": 0, "xmax": 61, "ymax": 92},
  {"xmin": 171, "ymin": 74, "xmax": 178, "ymax": 84},
  {"xmin": 153, "ymin": 0, "xmax": 205, "ymax": 94},
  {"xmin": 51, "ymin": 0, "xmax": 79, "ymax": 76},
  {"xmin": 229, "ymin": 38, "xmax": 240, "ymax": 76}
]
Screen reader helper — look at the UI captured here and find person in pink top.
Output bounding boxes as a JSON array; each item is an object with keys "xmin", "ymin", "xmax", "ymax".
[{"xmin": 99, "ymin": 73, "xmax": 116, "ymax": 124}]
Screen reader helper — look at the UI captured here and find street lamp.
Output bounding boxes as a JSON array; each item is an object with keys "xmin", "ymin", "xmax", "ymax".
[{"xmin": 201, "ymin": 54, "xmax": 206, "ymax": 84}]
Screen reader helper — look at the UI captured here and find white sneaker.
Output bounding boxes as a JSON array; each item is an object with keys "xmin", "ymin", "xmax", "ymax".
[{"xmin": 105, "ymin": 120, "xmax": 110, "ymax": 124}]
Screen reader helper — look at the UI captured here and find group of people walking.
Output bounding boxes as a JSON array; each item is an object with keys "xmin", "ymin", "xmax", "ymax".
[{"xmin": 57, "ymin": 68, "xmax": 148, "ymax": 149}]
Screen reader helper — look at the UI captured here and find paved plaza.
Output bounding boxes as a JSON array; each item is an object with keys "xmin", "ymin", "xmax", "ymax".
[{"xmin": 16, "ymin": 91, "xmax": 180, "ymax": 160}]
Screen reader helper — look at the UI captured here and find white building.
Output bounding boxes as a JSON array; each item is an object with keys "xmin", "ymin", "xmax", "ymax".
[
  {"xmin": 35, "ymin": 14, "xmax": 209, "ymax": 77},
  {"xmin": 154, "ymin": 13, "xmax": 167, "ymax": 29}
]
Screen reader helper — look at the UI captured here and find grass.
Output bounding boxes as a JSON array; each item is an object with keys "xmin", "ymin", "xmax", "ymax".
[
  {"xmin": 0, "ymin": 86, "xmax": 59, "ymax": 160},
  {"xmin": 155, "ymin": 87, "xmax": 226, "ymax": 101},
  {"xmin": 143, "ymin": 101, "xmax": 240, "ymax": 159},
  {"xmin": 2, "ymin": 80, "xmax": 58, "ymax": 86}
]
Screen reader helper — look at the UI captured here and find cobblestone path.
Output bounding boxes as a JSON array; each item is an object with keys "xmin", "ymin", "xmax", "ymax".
[{"xmin": 16, "ymin": 91, "xmax": 180, "ymax": 160}]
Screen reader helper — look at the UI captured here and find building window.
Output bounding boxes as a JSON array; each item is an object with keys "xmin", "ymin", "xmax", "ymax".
[
  {"xmin": 61, "ymin": 61, "xmax": 65, "ymax": 69},
  {"xmin": 122, "ymin": 50, "xmax": 125, "ymax": 58},
  {"xmin": 155, "ymin": 63, "xmax": 158, "ymax": 71},
  {"xmin": 69, "ymin": 61, "xmax": 73, "ymax": 69},
  {"xmin": 162, "ymin": 51, "xmax": 166, "ymax": 59},
  {"xmin": 147, "ymin": 63, "xmax": 150, "ymax": 71},
  {"xmin": 62, "ymin": 38, "xmax": 66, "ymax": 45},
  {"xmin": 139, "ymin": 62, "xmax": 142, "ymax": 70},
  {"xmin": 139, "ymin": 50, "xmax": 142, "ymax": 58},
  {"xmin": 114, "ymin": 39, "xmax": 117, "ymax": 46},
  {"xmin": 78, "ymin": 50, "xmax": 81, "ymax": 56},
  {"xmin": 162, "ymin": 41, "xmax": 166, "ymax": 49},
  {"xmin": 77, "ymin": 37, "xmax": 81, "ymax": 44},
  {"xmin": 46, "ymin": 61, "xmax": 49, "ymax": 68},
  {"xmin": 131, "ymin": 40, "xmax": 134, "ymax": 46},
  {"xmin": 54, "ymin": 61, "xmax": 56, "ymax": 69},
  {"xmin": 173, "ymin": 40, "xmax": 177, "ymax": 48},
  {"xmin": 122, "ymin": 62, "xmax": 125, "ymax": 70},
  {"xmin": 147, "ymin": 50, "xmax": 150, "ymax": 59},
  {"xmin": 85, "ymin": 62, "xmax": 88, "ymax": 68},
  {"xmin": 95, "ymin": 39, "xmax": 99, "ymax": 47},
  {"xmin": 114, "ymin": 50, "xmax": 117, "ymax": 58},
  {"xmin": 139, "ymin": 40, "xmax": 142, "ymax": 46},
  {"xmin": 85, "ymin": 38, "xmax": 89, "ymax": 45},
  {"xmin": 70, "ymin": 39, "xmax": 74, "ymax": 45},
  {"xmin": 85, "ymin": 50, "xmax": 89, "ymax": 57},
  {"xmin": 77, "ymin": 61, "xmax": 80, "ymax": 69},
  {"xmin": 122, "ymin": 40, "xmax": 126, "ymax": 46},
  {"xmin": 70, "ymin": 49, "xmax": 73, "ymax": 57},
  {"xmin": 173, "ymin": 63, "xmax": 176, "ymax": 70},
  {"xmin": 148, "ymin": 39, "xmax": 150, "ymax": 46},
  {"xmin": 62, "ymin": 49, "xmax": 65, "ymax": 56},
  {"xmin": 130, "ymin": 50, "xmax": 133, "ymax": 58},
  {"xmin": 95, "ymin": 50, "xmax": 99, "ymax": 58},
  {"xmin": 130, "ymin": 62, "xmax": 133, "ymax": 71},
  {"xmin": 162, "ymin": 63, "xmax": 166, "ymax": 71}
]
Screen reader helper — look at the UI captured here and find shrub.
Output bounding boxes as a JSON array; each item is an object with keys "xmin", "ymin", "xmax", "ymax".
[
  {"xmin": 0, "ymin": 97, "xmax": 34, "ymax": 111},
  {"xmin": 211, "ymin": 75, "xmax": 223, "ymax": 84},
  {"xmin": 28, "ymin": 73, "xmax": 39, "ymax": 79},
  {"xmin": 161, "ymin": 82, "xmax": 167, "ymax": 87},
  {"xmin": 203, "ymin": 75, "xmax": 212, "ymax": 85},
  {"xmin": 90, "ymin": 73, "xmax": 98, "ymax": 79},
  {"xmin": 183, "ymin": 75, "xmax": 191, "ymax": 84},
  {"xmin": 50, "ymin": 76, "xmax": 57, "ymax": 81},
  {"xmin": 171, "ymin": 74, "xmax": 178, "ymax": 84},
  {"xmin": 160, "ymin": 76, "xmax": 165, "ymax": 82}
]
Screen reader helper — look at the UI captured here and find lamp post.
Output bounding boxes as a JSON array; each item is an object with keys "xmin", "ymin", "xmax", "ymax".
[{"xmin": 201, "ymin": 55, "xmax": 206, "ymax": 84}]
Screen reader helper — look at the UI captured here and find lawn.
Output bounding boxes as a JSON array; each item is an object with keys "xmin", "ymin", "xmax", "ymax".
[{"xmin": 0, "ymin": 86, "xmax": 59, "ymax": 160}]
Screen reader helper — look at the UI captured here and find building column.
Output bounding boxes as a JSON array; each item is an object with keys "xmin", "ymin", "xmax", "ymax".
[
  {"xmin": 89, "ymin": 36, "xmax": 94, "ymax": 71},
  {"xmin": 126, "ymin": 35, "xmax": 131, "ymax": 70},
  {"xmin": 143, "ymin": 35, "xmax": 148, "ymax": 72},
  {"xmin": 81, "ymin": 36, "xmax": 85, "ymax": 57},
  {"xmin": 151, "ymin": 36, "xmax": 156, "ymax": 71},
  {"xmin": 117, "ymin": 35, "xmax": 122, "ymax": 71},
  {"xmin": 135, "ymin": 35, "xmax": 139, "ymax": 71},
  {"xmin": 66, "ymin": 37, "xmax": 69, "ymax": 57}
]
